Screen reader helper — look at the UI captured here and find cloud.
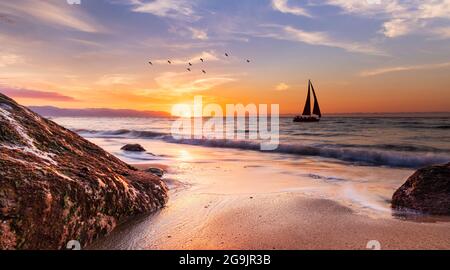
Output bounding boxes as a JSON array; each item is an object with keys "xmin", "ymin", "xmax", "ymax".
[
  {"xmin": 382, "ymin": 18, "xmax": 413, "ymax": 38},
  {"xmin": 167, "ymin": 25, "xmax": 209, "ymax": 40},
  {"xmin": 0, "ymin": 53, "xmax": 24, "ymax": 67},
  {"xmin": 0, "ymin": 86, "xmax": 77, "ymax": 101},
  {"xmin": 323, "ymin": 0, "xmax": 450, "ymax": 38},
  {"xmin": 153, "ymin": 72, "xmax": 235, "ymax": 94},
  {"xmin": 433, "ymin": 27, "xmax": 450, "ymax": 39},
  {"xmin": 275, "ymin": 83, "xmax": 290, "ymax": 91},
  {"xmin": 65, "ymin": 38, "xmax": 105, "ymax": 48},
  {"xmin": 126, "ymin": 0, "xmax": 199, "ymax": 21},
  {"xmin": 420, "ymin": 0, "xmax": 450, "ymax": 19},
  {"xmin": 271, "ymin": 0, "xmax": 312, "ymax": 17},
  {"xmin": 0, "ymin": 1, "xmax": 103, "ymax": 33},
  {"xmin": 254, "ymin": 25, "xmax": 383, "ymax": 55},
  {"xmin": 96, "ymin": 74, "xmax": 137, "ymax": 86},
  {"xmin": 152, "ymin": 51, "xmax": 220, "ymax": 65},
  {"xmin": 188, "ymin": 27, "xmax": 208, "ymax": 40},
  {"xmin": 360, "ymin": 61, "xmax": 450, "ymax": 76}
]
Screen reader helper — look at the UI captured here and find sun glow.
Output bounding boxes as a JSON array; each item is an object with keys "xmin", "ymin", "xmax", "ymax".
[
  {"xmin": 178, "ymin": 150, "xmax": 193, "ymax": 161},
  {"xmin": 171, "ymin": 103, "xmax": 192, "ymax": 118}
]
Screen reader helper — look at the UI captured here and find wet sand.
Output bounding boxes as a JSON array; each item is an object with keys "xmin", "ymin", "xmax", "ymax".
[{"xmin": 89, "ymin": 163, "xmax": 450, "ymax": 250}]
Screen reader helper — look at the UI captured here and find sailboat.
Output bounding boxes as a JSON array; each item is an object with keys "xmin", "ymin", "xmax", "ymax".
[{"xmin": 293, "ymin": 80, "xmax": 322, "ymax": 122}]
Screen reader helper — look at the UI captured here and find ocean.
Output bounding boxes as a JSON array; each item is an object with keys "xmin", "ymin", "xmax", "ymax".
[{"xmin": 52, "ymin": 114, "xmax": 450, "ymax": 218}]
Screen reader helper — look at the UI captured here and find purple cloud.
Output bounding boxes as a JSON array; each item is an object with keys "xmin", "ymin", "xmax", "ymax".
[{"xmin": 0, "ymin": 86, "xmax": 77, "ymax": 102}]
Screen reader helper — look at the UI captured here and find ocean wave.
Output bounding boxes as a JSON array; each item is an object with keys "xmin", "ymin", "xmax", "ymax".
[
  {"xmin": 435, "ymin": 125, "xmax": 450, "ymax": 129},
  {"xmin": 319, "ymin": 143, "xmax": 448, "ymax": 153},
  {"xmin": 300, "ymin": 173, "xmax": 347, "ymax": 182},
  {"xmin": 162, "ymin": 137, "xmax": 450, "ymax": 168},
  {"xmin": 74, "ymin": 128, "xmax": 450, "ymax": 168},
  {"xmin": 76, "ymin": 129, "xmax": 166, "ymax": 138},
  {"xmin": 397, "ymin": 124, "xmax": 450, "ymax": 129}
]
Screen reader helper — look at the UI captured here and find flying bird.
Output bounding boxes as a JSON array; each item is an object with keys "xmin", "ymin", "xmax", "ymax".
[
  {"xmin": 148, "ymin": 61, "xmax": 153, "ymax": 65},
  {"xmin": 246, "ymin": 59, "xmax": 250, "ymax": 63},
  {"xmin": 189, "ymin": 62, "xmax": 192, "ymax": 66},
  {"xmin": 202, "ymin": 70, "xmax": 206, "ymax": 74},
  {"xmin": 200, "ymin": 58, "xmax": 204, "ymax": 62},
  {"xmin": 168, "ymin": 60, "xmax": 172, "ymax": 64},
  {"xmin": 187, "ymin": 68, "xmax": 191, "ymax": 72},
  {"xmin": 225, "ymin": 53, "xmax": 229, "ymax": 57}
]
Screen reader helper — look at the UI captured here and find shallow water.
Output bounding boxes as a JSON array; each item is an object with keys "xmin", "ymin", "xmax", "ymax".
[
  {"xmin": 55, "ymin": 115, "xmax": 450, "ymax": 168},
  {"xmin": 52, "ymin": 115, "xmax": 450, "ymax": 218}
]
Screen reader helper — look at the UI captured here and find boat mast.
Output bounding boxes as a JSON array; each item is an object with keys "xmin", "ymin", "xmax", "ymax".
[{"xmin": 302, "ymin": 80, "xmax": 311, "ymax": 116}]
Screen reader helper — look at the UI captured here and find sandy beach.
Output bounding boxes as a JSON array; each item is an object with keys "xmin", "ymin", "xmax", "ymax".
[
  {"xmin": 44, "ymin": 117, "xmax": 450, "ymax": 250},
  {"xmin": 90, "ymin": 161, "xmax": 450, "ymax": 250}
]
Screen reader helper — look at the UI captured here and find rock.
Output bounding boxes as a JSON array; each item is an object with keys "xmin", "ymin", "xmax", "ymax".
[
  {"xmin": 392, "ymin": 163, "xmax": 450, "ymax": 216},
  {"xmin": 145, "ymin": 168, "xmax": 165, "ymax": 178},
  {"xmin": 121, "ymin": 144, "xmax": 146, "ymax": 152},
  {"xmin": 0, "ymin": 93, "xmax": 168, "ymax": 249}
]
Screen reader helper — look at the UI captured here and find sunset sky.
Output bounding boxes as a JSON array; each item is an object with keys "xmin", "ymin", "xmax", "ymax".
[{"xmin": 0, "ymin": 0, "xmax": 450, "ymax": 114}]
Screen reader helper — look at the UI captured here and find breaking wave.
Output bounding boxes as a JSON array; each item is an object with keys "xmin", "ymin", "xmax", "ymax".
[
  {"xmin": 74, "ymin": 128, "xmax": 450, "ymax": 168},
  {"xmin": 75, "ymin": 128, "xmax": 166, "ymax": 138}
]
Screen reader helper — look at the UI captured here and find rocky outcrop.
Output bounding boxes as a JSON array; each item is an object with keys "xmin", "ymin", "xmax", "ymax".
[
  {"xmin": 146, "ymin": 168, "xmax": 165, "ymax": 178},
  {"xmin": 121, "ymin": 144, "xmax": 146, "ymax": 152},
  {"xmin": 392, "ymin": 163, "xmax": 450, "ymax": 215},
  {"xmin": 0, "ymin": 93, "xmax": 168, "ymax": 250}
]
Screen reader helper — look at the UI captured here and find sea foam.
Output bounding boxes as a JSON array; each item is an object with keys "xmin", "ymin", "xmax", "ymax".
[{"xmin": 75, "ymin": 128, "xmax": 450, "ymax": 168}]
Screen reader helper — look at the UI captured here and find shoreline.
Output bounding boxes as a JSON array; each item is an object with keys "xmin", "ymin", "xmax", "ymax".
[{"xmin": 89, "ymin": 162, "xmax": 450, "ymax": 250}]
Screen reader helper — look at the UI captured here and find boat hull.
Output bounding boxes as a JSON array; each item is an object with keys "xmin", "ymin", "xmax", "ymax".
[{"xmin": 293, "ymin": 116, "xmax": 320, "ymax": 122}]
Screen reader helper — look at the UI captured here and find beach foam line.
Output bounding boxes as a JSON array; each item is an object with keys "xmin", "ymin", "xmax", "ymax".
[
  {"xmin": 163, "ymin": 137, "xmax": 450, "ymax": 168},
  {"xmin": 75, "ymin": 129, "xmax": 450, "ymax": 168},
  {"xmin": 75, "ymin": 128, "xmax": 166, "ymax": 138}
]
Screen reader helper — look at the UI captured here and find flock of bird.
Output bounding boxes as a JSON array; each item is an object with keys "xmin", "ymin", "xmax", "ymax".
[{"xmin": 148, "ymin": 52, "xmax": 250, "ymax": 74}]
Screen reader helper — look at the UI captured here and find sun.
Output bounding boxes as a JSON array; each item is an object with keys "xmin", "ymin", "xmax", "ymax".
[{"xmin": 171, "ymin": 103, "xmax": 192, "ymax": 118}]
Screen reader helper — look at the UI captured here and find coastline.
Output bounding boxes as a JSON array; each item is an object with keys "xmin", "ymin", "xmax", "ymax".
[{"xmin": 89, "ymin": 162, "xmax": 450, "ymax": 250}]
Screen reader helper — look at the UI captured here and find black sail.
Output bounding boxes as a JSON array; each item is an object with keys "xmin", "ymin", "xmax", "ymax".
[
  {"xmin": 302, "ymin": 80, "xmax": 311, "ymax": 116},
  {"xmin": 311, "ymin": 82, "xmax": 321, "ymax": 118}
]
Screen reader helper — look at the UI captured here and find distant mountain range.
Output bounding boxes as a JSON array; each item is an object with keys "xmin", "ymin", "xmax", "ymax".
[{"xmin": 29, "ymin": 106, "xmax": 170, "ymax": 118}]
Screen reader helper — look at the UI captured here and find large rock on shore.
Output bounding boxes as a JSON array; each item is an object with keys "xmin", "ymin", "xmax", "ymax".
[
  {"xmin": 392, "ymin": 163, "xmax": 450, "ymax": 215},
  {"xmin": 0, "ymin": 93, "xmax": 168, "ymax": 249}
]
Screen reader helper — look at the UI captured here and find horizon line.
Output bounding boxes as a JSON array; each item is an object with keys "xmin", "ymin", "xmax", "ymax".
[{"xmin": 27, "ymin": 106, "xmax": 450, "ymax": 116}]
